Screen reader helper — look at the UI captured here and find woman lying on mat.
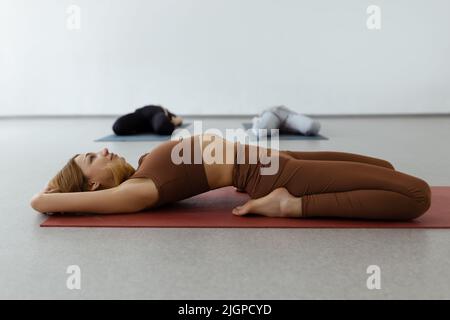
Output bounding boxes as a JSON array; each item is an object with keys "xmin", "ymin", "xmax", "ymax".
[{"xmin": 30, "ymin": 134, "xmax": 431, "ymax": 220}]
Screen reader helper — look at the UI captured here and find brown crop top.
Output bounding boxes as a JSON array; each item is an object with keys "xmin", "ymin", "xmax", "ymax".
[{"xmin": 129, "ymin": 135, "xmax": 211, "ymax": 207}]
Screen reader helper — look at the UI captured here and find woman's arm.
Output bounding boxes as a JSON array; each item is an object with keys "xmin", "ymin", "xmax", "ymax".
[{"xmin": 30, "ymin": 181, "xmax": 158, "ymax": 214}]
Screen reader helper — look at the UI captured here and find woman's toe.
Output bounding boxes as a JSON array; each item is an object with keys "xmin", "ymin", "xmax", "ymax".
[
  {"xmin": 232, "ymin": 207, "xmax": 245, "ymax": 216},
  {"xmin": 232, "ymin": 201, "xmax": 254, "ymax": 216}
]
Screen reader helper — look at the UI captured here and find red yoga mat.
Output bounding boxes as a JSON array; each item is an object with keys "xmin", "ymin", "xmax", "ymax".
[{"xmin": 40, "ymin": 186, "xmax": 450, "ymax": 229}]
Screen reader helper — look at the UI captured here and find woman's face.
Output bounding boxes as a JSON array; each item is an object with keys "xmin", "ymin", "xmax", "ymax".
[{"xmin": 74, "ymin": 147, "xmax": 128, "ymax": 190}]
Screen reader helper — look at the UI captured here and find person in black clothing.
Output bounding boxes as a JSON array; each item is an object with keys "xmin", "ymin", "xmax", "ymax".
[{"xmin": 112, "ymin": 105, "xmax": 183, "ymax": 135}]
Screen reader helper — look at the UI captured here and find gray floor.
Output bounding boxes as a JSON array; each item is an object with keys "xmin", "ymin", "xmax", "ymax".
[{"xmin": 0, "ymin": 115, "xmax": 449, "ymax": 299}]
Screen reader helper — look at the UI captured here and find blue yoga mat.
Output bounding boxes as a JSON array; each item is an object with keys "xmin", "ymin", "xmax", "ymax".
[
  {"xmin": 95, "ymin": 123, "xmax": 192, "ymax": 142},
  {"xmin": 242, "ymin": 123, "xmax": 328, "ymax": 140}
]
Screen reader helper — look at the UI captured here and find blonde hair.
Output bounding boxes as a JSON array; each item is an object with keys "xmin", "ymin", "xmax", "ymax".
[{"xmin": 47, "ymin": 154, "xmax": 136, "ymax": 193}]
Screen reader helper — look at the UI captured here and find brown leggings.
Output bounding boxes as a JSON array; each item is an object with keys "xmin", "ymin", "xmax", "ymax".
[{"xmin": 251, "ymin": 149, "xmax": 432, "ymax": 220}]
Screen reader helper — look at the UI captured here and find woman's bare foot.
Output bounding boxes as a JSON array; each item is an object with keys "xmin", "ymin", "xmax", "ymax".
[{"xmin": 232, "ymin": 187, "xmax": 302, "ymax": 218}]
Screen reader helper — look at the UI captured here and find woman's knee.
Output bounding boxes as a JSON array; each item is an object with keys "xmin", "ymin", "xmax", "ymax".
[
  {"xmin": 112, "ymin": 118, "xmax": 130, "ymax": 135},
  {"xmin": 405, "ymin": 178, "xmax": 432, "ymax": 220},
  {"xmin": 114, "ymin": 114, "xmax": 176, "ymax": 135},
  {"xmin": 253, "ymin": 111, "xmax": 282, "ymax": 131},
  {"xmin": 112, "ymin": 113, "xmax": 143, "ymax": 135},
  {"xmin": 378, "ymin": 159, "xmax": 395, "ymax": 170},
  {"xmin": 381, "ymin": 160, "xmax": 395, "ymax": 170}
]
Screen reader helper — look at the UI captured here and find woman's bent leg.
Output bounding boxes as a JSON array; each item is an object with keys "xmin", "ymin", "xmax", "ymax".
[
  {"xmin": 253, "ymin": 158, "xmax": 431, "ymax": 220},
  {"xmin": 112, "ymin": 112, "xmax": 148, "ymax": 135},
  {"xmin": 280, "ymin": 150, "xmax": 395, "ymax": 170},
  {"xmin": 290, "ymin": 160, "xmax": 430, "ymax": 220}
]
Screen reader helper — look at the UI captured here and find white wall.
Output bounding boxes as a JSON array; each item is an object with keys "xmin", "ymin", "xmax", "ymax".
[{"xmin": 1, "ymin": 0, "xmax": 449, "ymax": 116}]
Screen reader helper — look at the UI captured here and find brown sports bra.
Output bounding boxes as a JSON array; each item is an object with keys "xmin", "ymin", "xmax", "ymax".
[{"xmin": 129, "ymin": 135, "xmax": 211, "ymax": 207}]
